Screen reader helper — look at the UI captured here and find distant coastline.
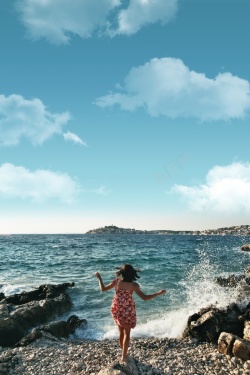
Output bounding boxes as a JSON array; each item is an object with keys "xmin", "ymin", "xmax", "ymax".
[{"xmin": 86, "ymin": 224, "xmax": 250, "ymax": 236}]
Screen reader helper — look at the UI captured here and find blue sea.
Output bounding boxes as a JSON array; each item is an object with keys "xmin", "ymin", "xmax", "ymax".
[{"xmin": 1, "ymin": 234, "xmax": 250, "ymax": 341}]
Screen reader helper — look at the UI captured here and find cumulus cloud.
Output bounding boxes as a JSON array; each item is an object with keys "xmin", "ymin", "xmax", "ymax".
[
  {"xmin": 0, "ymin": 94, "xmax": 70, "ymax": 146},
  {"xmin": 16, "ymin": 0, "xmax": 178, "ymax": 44},
  {"xmin": 171, "ymin": 162, "xmax": 250, "ymax": 213},
  {"xmin": 0, "ymin": 163, "xmax": 80, "ymax": 203},
  {"xmin": 95, "ymin": 57, "xmax": 250, "ymax": 121},
  {"xmin": 63, "ymin": 131, "xmax": 87, "ymax": 146}
]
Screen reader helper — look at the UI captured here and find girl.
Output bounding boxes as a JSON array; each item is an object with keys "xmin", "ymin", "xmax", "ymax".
[{"xmin": 95, "ymin": 263, "xmax": 166, "ymax": 363}]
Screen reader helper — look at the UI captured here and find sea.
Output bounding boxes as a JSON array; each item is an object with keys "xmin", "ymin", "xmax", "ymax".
[{"xmin": 1, "ymin": 233, "xmax": 250, "ymax": 341}]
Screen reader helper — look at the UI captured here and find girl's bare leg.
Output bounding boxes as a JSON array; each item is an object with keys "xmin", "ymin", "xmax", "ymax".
[
  {"xmin": 118, "ymin": 325, "xmax": 124, "ymax": 350},
  {"xmin": 121, "ymin": 327, "xmax": 131, "ymax": 362}
]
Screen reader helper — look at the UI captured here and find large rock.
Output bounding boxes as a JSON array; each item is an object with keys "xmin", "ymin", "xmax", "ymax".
[
  {"xmin": 0, "ymin": 283, "xmax": 75, "ymax": 347},
  {"xmin": 3, "ymin": 282, "xmax": 74, "ymax": 306},
  {"xmin": 39, "ymin": 315, "xmax": 87, "ymax": 339},
  {"xmin": 220, "ymin": 304, "xmax": 244, "ymax": 336},
  {"xmin": 218, "ymin": 332, "xmax": 250, "ymax": 361},
  {"xmin": 183, "ymin": 304, "xmax": 244, "ymax": 343},
  {"xmin": 184, "ymin": 309, "xmax": 221, "ymax": 342},
  {"xmin": 218, "ymin": 332, "xmax": 235, "ymax": 356},
  {"xmin": 233, "ymin": 337, "xmax": 250, "ymax": 361},
  {"xmin": 15, "ymin": 315, "xmax": 87, "ymax": 347}
]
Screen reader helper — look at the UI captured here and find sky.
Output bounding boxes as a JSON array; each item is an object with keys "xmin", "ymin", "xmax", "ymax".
[{"xmin": 0, "ymin": 0, "xmax": 250, "ymax": 234}]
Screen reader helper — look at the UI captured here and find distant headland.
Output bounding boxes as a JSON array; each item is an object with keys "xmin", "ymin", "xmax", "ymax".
[{"xmin": 86, "ymin": 224, "xmax": 250, "ymax": 236}]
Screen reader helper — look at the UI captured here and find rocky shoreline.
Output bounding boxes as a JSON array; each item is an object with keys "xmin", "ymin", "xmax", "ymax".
[
  {"xmin": 2, "ymin": 265, "xmax": 250, "ymax": 374},
  {"xmin": 1, "ymin": 335, "xmax": 249, "ymax": 375}
]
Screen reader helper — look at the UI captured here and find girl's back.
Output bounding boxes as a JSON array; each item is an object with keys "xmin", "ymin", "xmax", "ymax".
[{"xmin": 116, "ymin": 279, "xmax": 138, "ymax": 292}]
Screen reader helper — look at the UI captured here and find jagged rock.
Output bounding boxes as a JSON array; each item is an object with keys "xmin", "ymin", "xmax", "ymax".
[
  {"xmin": 0, "ymin": 292, "xmax": 5, "ymax": 301},
  {"xmin": 39, "ymin": 315, "xmax": 87, "ymax": 339},
  {"xmin": 218, "ymin": 332, "xmax": 235, "ymax": 356},
  {"xmin": 15, "ymin": 315, "xmax": 87, "ymax": 347},
  {"xmin": 220, "ymin": 304, "xmax": 244, "ymax": 336},
  {"xmin": 184, "ymin": 309, "xmax": 221, "ymax": 342},
  {"xmin": 241, "ymin": 244, "xmax": 250, "ymax": 251},
  {"xmin": 233, "ymin": 337, "xmax": 250, "ymax": 361},
  {"xmin": 0, "ymin": 283, "xmax": 75, "ymax": 347},
  {"xmin": 183, "ymin": 304, "xmax": 244, "ymax": 343},
  {"xmin": 216, "ymin": 275, "xmax": 249, "ymax": 288},
  {"xmin": 4, "ymin": 282, "xmax": 74, "ymax": 305},
  {"xmin": 218, "ymin": 332, "xmax": 250, "ymax": 361}
]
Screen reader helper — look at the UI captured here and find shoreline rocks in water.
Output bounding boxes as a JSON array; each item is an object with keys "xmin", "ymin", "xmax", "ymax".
[
  {"xmin": 183, "ymin": 265, "xmax": 250, "ymax": 363},
  {"xmin": 0, "ymin": 282, "xmax": 82, "ymax": 347}
]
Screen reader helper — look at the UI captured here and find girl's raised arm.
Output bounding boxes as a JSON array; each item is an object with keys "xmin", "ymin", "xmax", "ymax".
[
  {"xmin": 95, "ymin": 272, "xmax": 116, "ymax": 292},
  {"xmin": 134, "ymin": 283, "xmax": 166, "ymax": 301}
]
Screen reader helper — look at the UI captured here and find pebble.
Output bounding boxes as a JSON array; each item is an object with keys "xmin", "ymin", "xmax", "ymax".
[{"xmin": 0, "ymin": 336, "xmax": 248, "ymax": 375}]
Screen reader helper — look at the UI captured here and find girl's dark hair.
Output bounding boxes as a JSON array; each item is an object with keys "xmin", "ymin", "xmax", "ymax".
[{"xmin": 115, "ymin": 263, "xmax": 140, "ymax": 282}]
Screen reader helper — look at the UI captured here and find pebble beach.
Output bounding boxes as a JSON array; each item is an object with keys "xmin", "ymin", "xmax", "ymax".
[{"xmin": 0, "ymin": 336, "xmax": 249, "ymax": 375}]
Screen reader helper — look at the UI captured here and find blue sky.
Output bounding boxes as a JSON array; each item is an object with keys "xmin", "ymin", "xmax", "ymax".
[{"xmin": 0, "ymin": 0, "xmax": 250, "ymax": 234}]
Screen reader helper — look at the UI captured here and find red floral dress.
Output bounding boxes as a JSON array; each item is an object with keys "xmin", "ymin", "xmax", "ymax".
[{"xmin": 111, "ymin": 278, "xmax": 136, "ymax": 329}]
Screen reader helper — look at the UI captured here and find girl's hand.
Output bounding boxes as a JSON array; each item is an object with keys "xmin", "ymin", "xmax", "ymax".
[
  {"xmin": 159, "ymin": 289, "xmax": 166, "ymax": 295},
  {"xmin": 94, "ymin": 272, "xmax": 101, "ymax": 279}
]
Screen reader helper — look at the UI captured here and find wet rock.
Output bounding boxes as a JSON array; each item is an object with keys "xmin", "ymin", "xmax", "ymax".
[
  {"xmin": 184, "ymin": 309, "xmax": 221, "ymax": 342},
  {"xmin": 216, "ymin": 274, "xmax": 248, "ymax": 287},
  {"xmin": 39, "ymin": 315, "xmax": 87, "ymax": 339},
  {"xmin": 220, "ymin": 304, "xmax": 244, "ymax": 336},
  {"xmin": 4, "ymin": 282, "xmax": 74, "ymax": 306},
  {"xmin": 184, "ymin": 304, "xmax": 244, "ymax": 343},
  {"xmin": 0, "ymin": 283, "xmax": 75, "ymax": 347}
]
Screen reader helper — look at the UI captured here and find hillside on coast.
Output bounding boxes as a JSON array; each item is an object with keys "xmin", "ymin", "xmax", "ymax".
[{"xmin": 86, "ymin": 224, "xmax": 250, "ymax": 236}]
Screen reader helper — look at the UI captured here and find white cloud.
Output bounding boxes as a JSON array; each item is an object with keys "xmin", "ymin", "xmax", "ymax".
[
  {"xmin": 0, "ymin": 94, "xmax": 70, "ymax": 146},
  {"xmin": 0, "ymin": 163, "xmax": 80, "ymax": 203},
  {"xmin": 16, "ymin": 0, "xmax": 178, "ymax": 44},
  {"xmin": 110, "ymin": 0, "xmax": 178, "ymax": 36},
  {"xmin": 63, "ymin": 131, "xmax": 87, "ymax": 146},
  {"xmin": 95, "ymin": 57, "xmax": 250, "ymax": 121},
  {"xmin": 171, "ymin": 162, "xmax": 250, "ymax": 213}
]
